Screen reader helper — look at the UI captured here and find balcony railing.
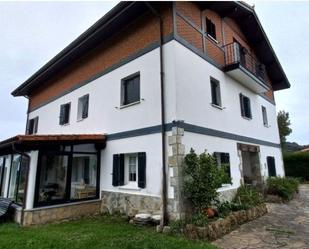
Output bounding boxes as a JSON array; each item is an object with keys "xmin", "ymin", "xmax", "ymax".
[{"xmin": 224, "ymin": 42, "xmax": 269, "ymax": 86}]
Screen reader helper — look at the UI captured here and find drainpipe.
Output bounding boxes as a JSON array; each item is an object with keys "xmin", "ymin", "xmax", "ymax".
[
  {"xmin": 144, "ymin": 2, "xmax": 168, "ymax": 226},
  {"xmin": 12, "ymin": 143, "xmax": 31, "ymax": 226}
]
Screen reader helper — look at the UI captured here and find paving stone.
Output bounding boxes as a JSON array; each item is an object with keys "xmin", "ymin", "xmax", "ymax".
[{"xmin": 213, "ymin": 184, "xmax": 309, "ymax": 249}]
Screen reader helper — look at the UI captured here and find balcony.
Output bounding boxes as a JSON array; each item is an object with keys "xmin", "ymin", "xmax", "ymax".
[{"xmin": 223, "ymin": 42, "xmax": 270, "ymax": 93}]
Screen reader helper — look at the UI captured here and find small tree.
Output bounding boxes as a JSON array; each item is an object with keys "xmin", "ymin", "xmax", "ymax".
[
  {"xmin": 277, "ymin": 110, "xmax": 292, "ymax": 146},
  {"xmin": 183, "ymin": 149, "xmax": 226, "ymax": 213}
]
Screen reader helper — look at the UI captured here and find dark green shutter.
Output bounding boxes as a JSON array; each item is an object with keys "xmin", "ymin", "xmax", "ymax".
[
  {"xmin": 59, "ymin": 105, "xmax": 65, "ymax": 125},
  {"xmin": 82, "ymin": 95, "xmax": 89, "ymax": 119},
  {"xmin": 247, "ymin": 98, "xmax": 252, "ymax": 119},
  {"xmin": 267, "ymin": 156, "xmax": 276, "ymax": 177},
  {"xmin": 239, "ymin": 94, "xmax": 244, "ymax": 117},
  {"xmin": 119, "ymin": 154, "xmax": 125, "ymax": 186},
  {"xmin": 112, "ymin": 154, "xmax": 125, "ymax": 186},
  {"xmin": 138, "ymin": 152, "xmax": 146, "ymax": 188},
  {"xmin": 112, "ymin": 154, "xmax": 119, "ymax": 186}
]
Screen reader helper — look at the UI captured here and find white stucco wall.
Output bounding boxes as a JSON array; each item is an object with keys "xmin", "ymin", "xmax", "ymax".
[
  {"xmin": 173, "ymin": 41, "xmax": 281, "ymax": 144},
  {"xmin": 182, "ymin": 132, "xmax": 284, "ymax": 191},
  {"xmin": 100, "ymin": 133, "xmax": 163, "ymax": 197}
]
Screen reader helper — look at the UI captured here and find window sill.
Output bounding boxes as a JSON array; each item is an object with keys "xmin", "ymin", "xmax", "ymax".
[
  {"xmin": 207, "ymin": 34, "xmax": 219, "ymax": 44},
  {"xmin": 241, "ymin": 116, "xmax": 252, "ymax": 121},
  {"xmin": 211, "ymin": 103, "xmax": 224, "ymax": 110},
  {"xmin": 60, "ymin": 123, "xmax": 70, "ymax": 126},
  {"xmin": 118, "ymin": 184, "xmax": 141, "ymax": 191},
  {"xmin": 77, "ymin": 117, "xmax": 87, "ymax": 122},
  {"xmin": 119, "ymin": 101, "xmax": 141, "ymax": 109}
]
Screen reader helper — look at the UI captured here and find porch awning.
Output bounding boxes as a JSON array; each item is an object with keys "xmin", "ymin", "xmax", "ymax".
[{"xmin": 0, "ymin": 134, "xmax": 106, "ymax": 156}]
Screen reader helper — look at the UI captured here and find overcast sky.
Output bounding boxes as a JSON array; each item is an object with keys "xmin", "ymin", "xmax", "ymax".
[{"xmin": 0, "ymin": 1, "xmax": 308, "ymax": 144}]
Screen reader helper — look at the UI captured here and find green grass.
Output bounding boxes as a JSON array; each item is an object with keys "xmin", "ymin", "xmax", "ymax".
[{"xmin": 0, "ymin": 215, "xmax": 216, "ymax": 249}]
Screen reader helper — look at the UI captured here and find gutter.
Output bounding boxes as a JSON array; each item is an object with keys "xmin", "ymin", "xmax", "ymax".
[{"xmin": 144, "ymin": 2, "xmax": 168, "ymax": 226}]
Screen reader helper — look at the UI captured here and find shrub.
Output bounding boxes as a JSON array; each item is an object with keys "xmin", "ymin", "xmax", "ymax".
[
  {"xmin": 170, "ymin": 219, "xmax": 186, "ymax": 234},
  {"xmin": 267, "ymin": 177, "xmax": 300, "ymax": 201},
  {"xmin": 190, "ymin": 212, "xmax": 209, "ymax": 226},
  {"xmin": 233, "ymin": 185, "xmax": 264, "ymax": 208},
  {"xmin": 183, "ymin": 149, "xmax": 225, "ymax": 213},
  {"xmin": 284, "ymin": 152, "xmax": 309, "ymax": 181}
]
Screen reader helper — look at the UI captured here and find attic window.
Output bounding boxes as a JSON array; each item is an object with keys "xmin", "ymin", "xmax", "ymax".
[{"xmin": 206, "ymin": 18, "xmax": 216, "ymax": 40}]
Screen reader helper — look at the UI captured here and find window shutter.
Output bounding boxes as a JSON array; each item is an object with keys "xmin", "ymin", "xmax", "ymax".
[
  {"xmin": 239, "ymin": 94, "xmax": 244, "ymax": 116},
  {"xmin": 82, "ymin": 95, "xmax": 89, "ymax": 119},
  {"xmin": 247, "ymin": 98, "xmax": 252, "ymax": 119},
  {"xmin": 137, "ymin": 152, "xmax": 146, "ymax": 188},
  {"xmin": 112, "ymin": 154, "xmax": 119, "ymax": 186},
  {"xmin": 59, "ymin": 105, "xmax": 65, "ymax": 125},
  {"xmin": 34, "ymin": 117, "xmax": 39, "ymax": 134},
  {"xmin": 119, "ymin": 154, "xmax": 125, "ymax": 186}
]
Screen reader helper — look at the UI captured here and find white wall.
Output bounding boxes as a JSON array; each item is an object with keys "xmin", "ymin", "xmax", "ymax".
[
  {"xmin": 28, "ymin": 43, "xmax": 178, "ymax": 135},
  {"xmin": 173, "ymin": 41, "xmax": 281, "ymax": 144},
  {"xmin": 182, "ymin": 132, "xmax": 284, "ymax": 191},
  {"xmin": 101, "ymin": 133, "xmax": 162, "ymax": 197}
]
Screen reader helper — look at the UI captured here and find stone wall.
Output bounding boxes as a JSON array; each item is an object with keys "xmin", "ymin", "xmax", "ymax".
[
  {"xmin": 22, "ymin": 200, "xmax": 101, "ymax": 226},
  {"xmin": 168, "ymin": 126, "xmax": 185, "ymax": 220},
  {"xmin": 184, "ymin": 204, "xmax": 268, "ymax": 240},
  {"xmin": 101, "ymin": 191, "xmax": 162, "ymax": 217}
]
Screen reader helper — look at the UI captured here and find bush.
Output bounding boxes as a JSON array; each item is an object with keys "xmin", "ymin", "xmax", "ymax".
[
  {"xmin": 170, "ymin": 219, "xmax": 186, "ymax": 234},
  {"xmin": 190, "ymin": 212, "xmax": 209, "ymax": 226},
  {"xmin": 233, "ymin": 185, "xmax": 264, "ymax": 208},
  {"xmin": 284, "ymin": 152, "xmax": 309, "ymax": 181},
  {"xmin": 267, "ymin": 177, "xmax": 300, "ymax": 201},
  {"xmin": 183, "ymin": 149, "xmax": 225, "ymax": 212}
]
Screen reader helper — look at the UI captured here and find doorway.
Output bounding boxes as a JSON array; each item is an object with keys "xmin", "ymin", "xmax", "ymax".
[{"xmin": 238, "ymin": 143, "xmax": 262, "ymax": 187}]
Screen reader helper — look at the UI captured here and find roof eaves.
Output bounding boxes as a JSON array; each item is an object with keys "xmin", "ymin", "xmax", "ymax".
[{"xmin": 11, "ymin": 1, "xmax": 134, "ymax": 97}]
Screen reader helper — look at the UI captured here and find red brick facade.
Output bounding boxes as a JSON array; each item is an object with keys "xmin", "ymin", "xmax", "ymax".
[
  {"xmin": 28, "ymin": 2, "xmax": 275, "ymax": 111},
  {"xmin": 29, "ymin": 4, "xmax": 173, "ymax": 111},
  {"xmin": 175, "ymin": 2, "xmax": 274, "ymax": 101}
]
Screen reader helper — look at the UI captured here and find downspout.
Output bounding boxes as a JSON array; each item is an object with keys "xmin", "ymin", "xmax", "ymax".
[
  {"xmin": 144, "ymin": 2, "xmax": 168, "ymax": 226},
  {"xmin": 12, "ymin": 143, "xmax": 31, "ymax": 227}
]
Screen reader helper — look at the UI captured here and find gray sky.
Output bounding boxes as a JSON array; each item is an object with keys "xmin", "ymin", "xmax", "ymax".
[{"xmin": 0, "ymin": 1, "xmax": 307, "ymax": 144}]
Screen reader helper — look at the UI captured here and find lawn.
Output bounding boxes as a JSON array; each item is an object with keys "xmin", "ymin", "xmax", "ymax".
[{"xmin": 0, "ymin": 215, "xmax": 216, "ymax": 249}]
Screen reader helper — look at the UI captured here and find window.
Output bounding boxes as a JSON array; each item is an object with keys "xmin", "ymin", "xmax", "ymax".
[
  {"xmin": 37, "ymin": 153, "xmax": 69, "ymax": 203},
  {"xmin": 267, "ymin": 156, "xmax": 276, "ymax": 177},
  {"xmin": 71, "ymin": 154, "xmax": 97, "ymax": 200},
  {"xmin": 112, "ymin": 152, "xmax": 146, "ymax": 188},
  {"xmin": 27, "ymin": 116, "xmax": 39, "ymax": 134},
  {"xmin": 214, "ymin": 152, "xmax": 231, "ymax": 184},
  {"xmin": 35, "ymin": 146, "xmax": 99, "ymax": 206},
  {"xmin": 206, "ymin": 18, "xmax": 216, "ymax": 40},
  {"xmin": 0, "ymin": 157, "xmax": 5, "ymax": 197},
  {"xmin": 121, "ymin": 73, "xmax": 140, "ymax": 106},
  {"xmin": 239, "ymin": 94, "xmax": 252, "ymax": 119},
  {"xmin": 128, "ymin": 154, "xmax": 137, "ymax": 182},
  {"xmin": 8, "ymin": 155, "xmax": 20, "ymax": 199},
  {"xmin": 77, "ymin": 94, "xmax": 89, "ymax": 120},
  {"xmin": 59, "ymin": 103, "xmax": 71, "ymax": 125},
  {"xmin": 262, "ymin": 106, "xmax": 268, "ymax": 126},
  {"xmin": 210, "ymin": 77, "xmax": 221, "ymax": 107}
]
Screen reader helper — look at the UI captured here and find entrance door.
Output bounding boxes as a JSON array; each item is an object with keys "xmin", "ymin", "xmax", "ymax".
[{"xmin": 238, "ymin": 143, "xmax": 262, "ymax": 187}]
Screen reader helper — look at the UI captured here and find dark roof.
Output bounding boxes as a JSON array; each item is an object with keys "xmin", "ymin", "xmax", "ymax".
[
  {"xmin": 0, "ymin": 134, "xmax": 106, "ymax": 155},
  {"xmin": 12, "ymin": 1, "xmax": 290, "ymax": 97}
]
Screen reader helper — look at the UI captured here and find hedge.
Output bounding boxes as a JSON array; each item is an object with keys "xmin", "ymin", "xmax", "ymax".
[{"xmin": 284, "ymin": 152, "xmax": 309, "ymax": 181}]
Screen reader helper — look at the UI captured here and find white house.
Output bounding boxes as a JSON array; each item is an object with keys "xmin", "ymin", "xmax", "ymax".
[{"xmin": 0, "ymin": 1, "xmax": 289, "ymax": 226}]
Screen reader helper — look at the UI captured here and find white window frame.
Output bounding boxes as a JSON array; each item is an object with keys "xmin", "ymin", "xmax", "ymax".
[
  {"xmin": 210, "ymin": 77, "xmax": 222, "ymax": 108},
  {"xmin": 77, "ymin": 94, "xmax": 89, "ymax": 121},
  {"xmin": 124, "ymin": 153, "xmax": 138, "ymax": 188},
  {"xmin": 262, "ymin": 106, "xmax": 268, "ymax": 127},
  {"xmin": 28, "ymin": 116, "xmax": 39, "ymax": 135}
]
